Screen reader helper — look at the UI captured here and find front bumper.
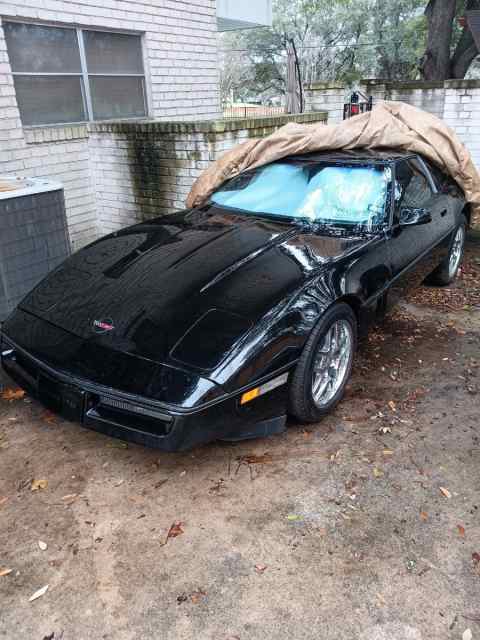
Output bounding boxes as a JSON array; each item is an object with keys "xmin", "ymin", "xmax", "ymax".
[{"xmin": 1, "ymin": 335, "xmax": 288, "ymax": 451}]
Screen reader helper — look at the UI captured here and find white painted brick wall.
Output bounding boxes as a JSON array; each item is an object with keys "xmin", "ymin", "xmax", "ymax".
[
  {"xmin": 0, "ymin": 1, "xmax": 220, "ymax": 249},
  {"xmin": 89, "ymin": 113, "xmax": 328, "ymax": 235},
  {"xmin": 304, "ymin": 83, "xmax": 346, "ymax": 124}
]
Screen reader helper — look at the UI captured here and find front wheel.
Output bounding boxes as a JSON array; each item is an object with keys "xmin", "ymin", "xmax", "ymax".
[
  {"xmin": 428, "ymin": 217, "xmax": 466, "ymax": 286},
  {"xmin": 289, "ymin": 303, "xmax": 357, "ymax": 423}
]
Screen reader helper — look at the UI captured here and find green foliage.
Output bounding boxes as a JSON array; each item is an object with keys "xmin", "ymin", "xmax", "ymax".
[{"xmin": 220, "ymin": 0, "xmax": 429, "ymax": 104}]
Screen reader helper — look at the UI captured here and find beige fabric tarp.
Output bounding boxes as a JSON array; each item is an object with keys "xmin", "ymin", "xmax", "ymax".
[{"xmin": 187, "ymin": 101, "xmax": 480, "ymax": 227}]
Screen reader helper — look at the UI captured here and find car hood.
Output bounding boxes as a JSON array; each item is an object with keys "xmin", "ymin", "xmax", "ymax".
[{"xmin": 19, "ymin": 206, "xmax": 369, "ymax": 369}]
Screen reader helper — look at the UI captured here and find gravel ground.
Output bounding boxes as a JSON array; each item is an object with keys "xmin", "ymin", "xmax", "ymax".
[{"xmin": 0, "ymin": 243, "xmax": 479, "ymax": 640}]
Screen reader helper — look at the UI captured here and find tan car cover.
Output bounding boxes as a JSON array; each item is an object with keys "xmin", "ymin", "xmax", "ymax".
[{"xmin": 187, "ymin": 101, "xmax": 480, "ymax": 227}]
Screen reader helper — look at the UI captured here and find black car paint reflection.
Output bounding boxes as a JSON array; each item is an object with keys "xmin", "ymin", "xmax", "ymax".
[{"xmin": 0, "ymin": 151, "xmax": 467, "ymax": 450}]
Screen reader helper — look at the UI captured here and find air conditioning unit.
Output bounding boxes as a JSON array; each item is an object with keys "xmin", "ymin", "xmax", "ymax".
[{"xmin": 0, "ymin": 177, "xmax": 70, "ymax": 321}]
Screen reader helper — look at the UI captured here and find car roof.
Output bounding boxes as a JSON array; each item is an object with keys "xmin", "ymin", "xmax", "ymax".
[{"xmin": 281, "ymin": 149, "xmax": 417, "ymax": 164}]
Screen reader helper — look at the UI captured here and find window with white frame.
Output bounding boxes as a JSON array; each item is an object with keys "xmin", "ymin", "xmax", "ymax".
[{"xmin": 4, "ymin": 21, "xmax": 147, "ymax": 126}]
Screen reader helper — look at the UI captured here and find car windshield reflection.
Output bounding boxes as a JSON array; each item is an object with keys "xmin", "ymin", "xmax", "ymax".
[{"xmin": 210, "ymin": 161, "xmax": 391, "ymax": 231}]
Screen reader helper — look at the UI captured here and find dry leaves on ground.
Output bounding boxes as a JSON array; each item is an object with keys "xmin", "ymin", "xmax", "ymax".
[
  {"xmin": 190, "ymin": 589, "xmax": 207, "ymax": 604},
  {"xmin": 406, "ymin": 250, "xmax": 480, "ymax": 312},
  {"xmin": 1, "ymin": 388, "xmax": 25, "ymax": 402},
  {"xmin": 28, "ymin": 584, "xmax": 49, "ymax": 602},
  {"xmin": 41, "ymin": 411, "xmax": 57, "ymax": 425},
  {"xmin": 31, "ymin": 479, "xmax": 48, "ymax": 491},
  {"xmin": 457, "ymin": 525, "xmax": 466, "ymax": 537},
  {"xmin": 439, "ymin": 486, "xmax": 452, "ymax": 499},
  {"xmin": 0, "ymin": 567, "xmax": 13, "ymax": 577},
  {"xmin": 161, "ymin": 521, "xmax": 184, "ymax": 546},
  {"xmin": 254, "ymin": 564, "xmax": 267, "ymax": 574}
]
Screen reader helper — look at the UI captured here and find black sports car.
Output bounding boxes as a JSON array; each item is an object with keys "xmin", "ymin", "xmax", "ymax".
[{"xmin": 1, "ymin": 151, "xmax": 468, "ymax": 451}]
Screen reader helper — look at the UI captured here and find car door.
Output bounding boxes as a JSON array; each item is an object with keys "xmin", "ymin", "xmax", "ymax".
[{"xmin": 386, "ymin": 157, "xmax": 448, "ymax": 303}]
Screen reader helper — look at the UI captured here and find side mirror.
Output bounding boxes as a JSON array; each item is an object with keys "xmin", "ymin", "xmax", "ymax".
[{"xmin": 399, "ymin": 207, "xmax": 432, "ymax": 226}]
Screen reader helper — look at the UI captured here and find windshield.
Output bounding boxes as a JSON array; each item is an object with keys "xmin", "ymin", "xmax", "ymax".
[{"xmin": 210, "ymin": 161, "xmax": 391, "ymax": 231}]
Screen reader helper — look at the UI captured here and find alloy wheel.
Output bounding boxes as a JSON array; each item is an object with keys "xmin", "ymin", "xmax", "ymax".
[
  {"xmin": 311, "ymin": 319, "xmax": 353, "ymax": 408},
  {"xmin": 448, "ymin": 225, "xmax": 465, "ymax": 279}
]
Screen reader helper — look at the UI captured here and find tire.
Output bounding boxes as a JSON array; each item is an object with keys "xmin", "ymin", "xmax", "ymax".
[
  {"xmin": 289, "ymin": 302, "xmax": 357, "ymax": 423},
  {"xmin": 427, "ymin": 216, "xmax": 467, "ymax": 286}
]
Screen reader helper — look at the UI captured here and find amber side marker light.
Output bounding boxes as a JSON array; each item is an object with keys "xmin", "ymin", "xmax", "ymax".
[{"xmin": 239, "ymin": 372, "xmax": 289, "ymax": 405}]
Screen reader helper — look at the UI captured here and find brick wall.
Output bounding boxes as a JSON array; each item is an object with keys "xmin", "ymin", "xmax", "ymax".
[
  {"xmin": 305, "ymin": 79, "xmax": 480, "ymax": 169},
  {"xmin": 0, "ymin": 1, "xmax": 220, "ymax": 249},
  {"xmin": 361, "ymin": 80, "xmax": 480, "ymax": 169},
  {"xmin": 89, "ymin": 112, "xmax": 328, "ymax": 234},
  {"xmin": 304, "ymin": 82, "xmax": 345, "ymax": 124}
]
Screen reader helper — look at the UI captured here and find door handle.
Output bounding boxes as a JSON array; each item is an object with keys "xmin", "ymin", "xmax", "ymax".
[{"xmin": 440, "ymin": 209, "xmax": 447, "ymax": 217}]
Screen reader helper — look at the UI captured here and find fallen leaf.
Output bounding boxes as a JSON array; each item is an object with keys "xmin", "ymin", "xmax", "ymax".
[
  {"xmin": 160, "ymin": 521, "xmax": 184, "ymax": 545},
  {"xmin": 38, "ymin": 540, "xmax": 47, "ymax": 551},
  {"xmin": 439, "ymin": 486, "xmax": 451, "ymax": 499},
  {"xmin": 190, "ymin": 588, "xmax": 207, "ymax": 604},
  {"xmin": 286, "ymin": 514, "xmax": 303, "ymax": 521},
  {"xmin": 1, "ymin": 388, "xmax": 25, "ymax": 401},
  {"xmin": 41, "ymin": 411, "xmax": 57, "ymax": 425},
  {"xmin": 388, "ymin": 400, "xmax": 397, "ymax": 412},
  {"xmin": 107, "ymin": 441, "xmax": 128, "ymax": 449},
  {"xmin": 61, "ymin": 493, "xmax": 78, "ymax": 503},
  {"xmin": 373, "ymin": 467, "xmax": 384, "ymax": 478},
  {"xmin": 0, "ymin": 567, "xmax": 13, "ymax": 577},
  {"xmin": 457, "ymin": 525, "xmax": 466, "ymax": 538},
  {"xmin": 462, "ymin": 629, "xmax": 472, "ymax": 640},
  {"xmin": 0, "ymin": 496, "xmax": 8, "ymax": 507},
  {"xmin": 29, "ymin": 584, "xmax": 49, "ymax": 602},
  {"xmin": 378, "ymin": 426, "xmax": 391, "ymax": 434},
  {"xmin": 420, "ymin": 511, "xmax": 428, "ymax": 521},
  {"xmin": 254, "ymin": 564, "xmax": 267, "ymax": 574},
  {"xmin": 31, "ymin": 479, "xmax": 48, "ymax": 492},
  {"xmin": 472, "ymin": 552, "xmax": 480, "ymax": 566},
  {"xmin": 168, "ymin": 521, "xmax": 184, "ymax": 538}
]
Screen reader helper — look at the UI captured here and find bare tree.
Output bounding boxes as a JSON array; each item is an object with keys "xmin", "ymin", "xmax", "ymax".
[{"xmin": 420, "ymin": 0, "xmax": 480, "ymax": 80}]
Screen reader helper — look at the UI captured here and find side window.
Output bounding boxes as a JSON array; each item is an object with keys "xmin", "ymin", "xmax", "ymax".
[
  {"xmin": 395, "ymin": 159, "xmax": 434, "ymax": 211},
  {"xmin": 423, "ymin": 160, "xmax": 447, "ymax": 191}
]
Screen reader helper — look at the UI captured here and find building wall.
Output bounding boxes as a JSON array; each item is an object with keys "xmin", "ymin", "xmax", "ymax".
[
  {"xmin": 363, "ymin": 80, "xmax": 480, "ymax": 168},
  {"xmin": 304, "ymin": 82, "xmax": 345, "ymax": 124},
  {"xmin": 305, "ymin": 79, "xmax": 480, "ymax": 170},
  {"xmin": 89, "ymin": 112, "xmax": 328, "ymax": 235},
  {"xmin": 0, "ymin": 1, "xmax": 220, "ymax": 249}
]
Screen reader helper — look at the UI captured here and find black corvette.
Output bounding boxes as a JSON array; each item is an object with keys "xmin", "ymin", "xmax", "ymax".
[{"xmin": 1, "ymin": 150, "xmax": 468, "ymax": 450}]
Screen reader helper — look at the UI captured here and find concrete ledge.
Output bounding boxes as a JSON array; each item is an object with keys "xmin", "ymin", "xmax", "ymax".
[
  {"xmin": 444, "ymin": 79, "xmax": 480, "ymax": 90},
  {"xmin": 361, "ymin": 79, "xmax": 480, "ymax": 91},
  {"xmin": 305, "ymin": 81, "xmax": 345, "ymax": 91},
  {"xmin": 24, "ymin": 124, "xmax": 89, "ymax": 144},
  {"xmin": 88, "ymin": 112, "xmax": 327, "ymax": 135}
]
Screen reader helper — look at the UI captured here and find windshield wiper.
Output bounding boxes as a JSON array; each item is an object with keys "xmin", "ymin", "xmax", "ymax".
[{"xmin": 291, "ymin": 218, "xmax": 380, "ymax": 238}]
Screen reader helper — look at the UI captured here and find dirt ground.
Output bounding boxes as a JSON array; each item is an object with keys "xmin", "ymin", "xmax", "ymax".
[{"xmin": 1, "ymin": 242, "xmax": 479, "ymax": 640}]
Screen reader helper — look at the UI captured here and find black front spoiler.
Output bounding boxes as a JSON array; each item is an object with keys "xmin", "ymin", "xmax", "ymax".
[{"xmin": 1, "ymin": 336, "xmax": 288, "ymax": 451}]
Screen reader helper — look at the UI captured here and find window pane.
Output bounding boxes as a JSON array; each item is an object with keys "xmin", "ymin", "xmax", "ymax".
[
  {"xmin": 89, "ymin": 76, "xmax": 146, "ymax": 119},
  {"xmin": 84, "ymin": 31, "xmax": 144, "ymax": 74},
  {"xmin": 4, "ymin": 22, "xmax": 81, "ymax": 73},
  {"xmin": 13, "ymin": 76, "xmax": 86, "ymax": 126}
]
